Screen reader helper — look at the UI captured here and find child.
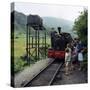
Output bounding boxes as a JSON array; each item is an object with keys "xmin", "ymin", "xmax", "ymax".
[
  {"xmin": 78, "ymin": 49, "xmax": 84, "ymax": 70},
  {"xmin": 65, "ymin": 47, "xmax": 71, "ymax": 75}
]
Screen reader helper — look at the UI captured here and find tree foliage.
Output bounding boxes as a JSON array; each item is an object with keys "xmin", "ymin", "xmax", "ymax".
[
  {"xmin": 73, "ymin": 9, "xmax": 88, "ymax": 71},
  {"xmin": 73, "ymin": 9, "xmax": 88, "ymax": 46}
]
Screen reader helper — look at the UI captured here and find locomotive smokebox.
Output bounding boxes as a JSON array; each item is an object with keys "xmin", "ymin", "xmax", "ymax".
[{"xmin": 58, "ymin": 27, "xmax": 61, "ymax": 34}]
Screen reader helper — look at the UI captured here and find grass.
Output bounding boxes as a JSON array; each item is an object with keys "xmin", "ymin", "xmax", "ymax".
[
  {"xmin": 14, "ymin": 34, "xmax": 26, "ymax": 58},
  {"xmin": 13, "ymin": 32, "xmax": 51, "ymax": 73}
]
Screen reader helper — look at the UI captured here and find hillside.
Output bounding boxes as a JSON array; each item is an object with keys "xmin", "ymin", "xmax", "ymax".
[
  {"xmin": 11, "ymin": 11, "xmax": 27, "ymax": 32},
  {"xmin": 11, "ymin": 11, "xmax": 74, "ymax": 35},
  {"xmin": 42, "ymin": 17, "xmax": 74, "ymax": 33}
]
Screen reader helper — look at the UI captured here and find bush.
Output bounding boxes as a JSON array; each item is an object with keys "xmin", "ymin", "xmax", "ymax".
[{"xmin": 14, "ymin": 58, "xmax": 27, "ymax": 73}]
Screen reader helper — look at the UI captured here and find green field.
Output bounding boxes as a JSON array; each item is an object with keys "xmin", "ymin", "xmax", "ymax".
[{"xmin": 13, "ymin": 32, "xmax": 51, "ymax": 73}]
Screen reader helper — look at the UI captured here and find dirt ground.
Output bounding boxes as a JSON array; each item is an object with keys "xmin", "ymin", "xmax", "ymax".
[{"xmin": 53, "ymin": 63, "xmax": 88, "ymax": 85}]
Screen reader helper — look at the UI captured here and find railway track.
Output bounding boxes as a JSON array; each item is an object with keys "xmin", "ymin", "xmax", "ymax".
[{"xmin": 23, "ymin": 60, "xmax": 63, "ymax": 87}]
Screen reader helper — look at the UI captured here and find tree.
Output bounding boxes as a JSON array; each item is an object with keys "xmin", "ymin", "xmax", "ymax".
[
  {"xmin": 73, "ymin": 9, "xmax": 88, "ymax": 46},
  {"xmin": 73, "ymin": 9, "xmax": 88, "ymax": 71}
]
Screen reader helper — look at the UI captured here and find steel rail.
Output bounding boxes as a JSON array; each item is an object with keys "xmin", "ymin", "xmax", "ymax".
[
  {"xmin": 23, "ymin": 58, "xmax": 55, "ymax": 87},
  {"xmin": 48, "ymin": 63, "xmax": 63, "ymax": 85}
]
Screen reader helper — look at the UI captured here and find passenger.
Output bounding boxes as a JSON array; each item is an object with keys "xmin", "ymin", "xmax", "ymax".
[
  {"xmin": 71, "ymin": 45, "xmax": 78, "ymax": 70},
  {"xmin": 66, "ymin": 44, "xmax": 72, "ymax": 55},
  {"xmin": 78, "ymin": 49, "xmax": 84, "ymax": 71},
  {"xmin": 67, "ymin": 44, "xmax": 72, "ymax": 62},
  {"xmin": 65, "ymin": 44, "xmax": 72, "ymax": 75},
  {"xmin": 77, "ymin": 40, "xmax": 83, "ymax": 52},
  {"xmin": 76, "ymin": 40, "xmax": 84, "ymax": 66}
]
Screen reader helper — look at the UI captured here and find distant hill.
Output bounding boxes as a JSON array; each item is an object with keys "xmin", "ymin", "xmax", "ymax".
[
  {"xmin": 42, "ymin": 17, "xmax": 74, "ymax": 33},
  {"xmin": 11, "ymin": 11, "xmax": 27, "ymax": 32},
  {"xmin": 11, "ymin": 11, "xmax": 74, "ymax": 36}
]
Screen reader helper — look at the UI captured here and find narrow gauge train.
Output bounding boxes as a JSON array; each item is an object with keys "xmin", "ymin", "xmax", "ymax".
[{"xmin": 48, "ymin": 27, "xmax": 72, "ymax": 60}]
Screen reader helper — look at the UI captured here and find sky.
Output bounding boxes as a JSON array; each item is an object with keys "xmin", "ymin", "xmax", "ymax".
[{"xmin": 14, "ymin": 2, "xmax": 87, "ymax": 21}]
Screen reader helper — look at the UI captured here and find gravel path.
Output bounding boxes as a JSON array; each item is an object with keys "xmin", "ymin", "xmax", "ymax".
[{"xmin": 52, "ymin": 65, "xmax": 87, "ymax": 85}]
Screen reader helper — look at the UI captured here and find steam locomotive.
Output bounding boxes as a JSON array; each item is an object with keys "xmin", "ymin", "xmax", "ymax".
[{"xmin": 48, "ymin": 27, "xmax": 72, "ymax": 60}]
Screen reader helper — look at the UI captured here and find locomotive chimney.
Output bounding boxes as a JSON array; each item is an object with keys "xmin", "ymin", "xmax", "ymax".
[{"xmin": 58, "ymin": 27, "xmax": 61, "ymax": 35}]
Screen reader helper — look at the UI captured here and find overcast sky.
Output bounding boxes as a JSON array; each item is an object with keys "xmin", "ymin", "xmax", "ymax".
[{"xmin": 14, "ymin": 2, "xmax": 87, "ymax": 21}]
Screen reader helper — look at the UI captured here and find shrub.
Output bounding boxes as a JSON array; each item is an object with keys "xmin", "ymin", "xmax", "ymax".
[{"xmin": 14, "ymin": 58, "xmax": 27, "ymax": 73}]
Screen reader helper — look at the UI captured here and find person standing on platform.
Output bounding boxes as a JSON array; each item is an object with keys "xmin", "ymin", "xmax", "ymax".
[
  {"xmin": 65, "ymin": 44, "xmax": 72, "ymax": 75},
  {"xmin": 78, "ymin": 49, "xmax": 84, "ymax": 71}
]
